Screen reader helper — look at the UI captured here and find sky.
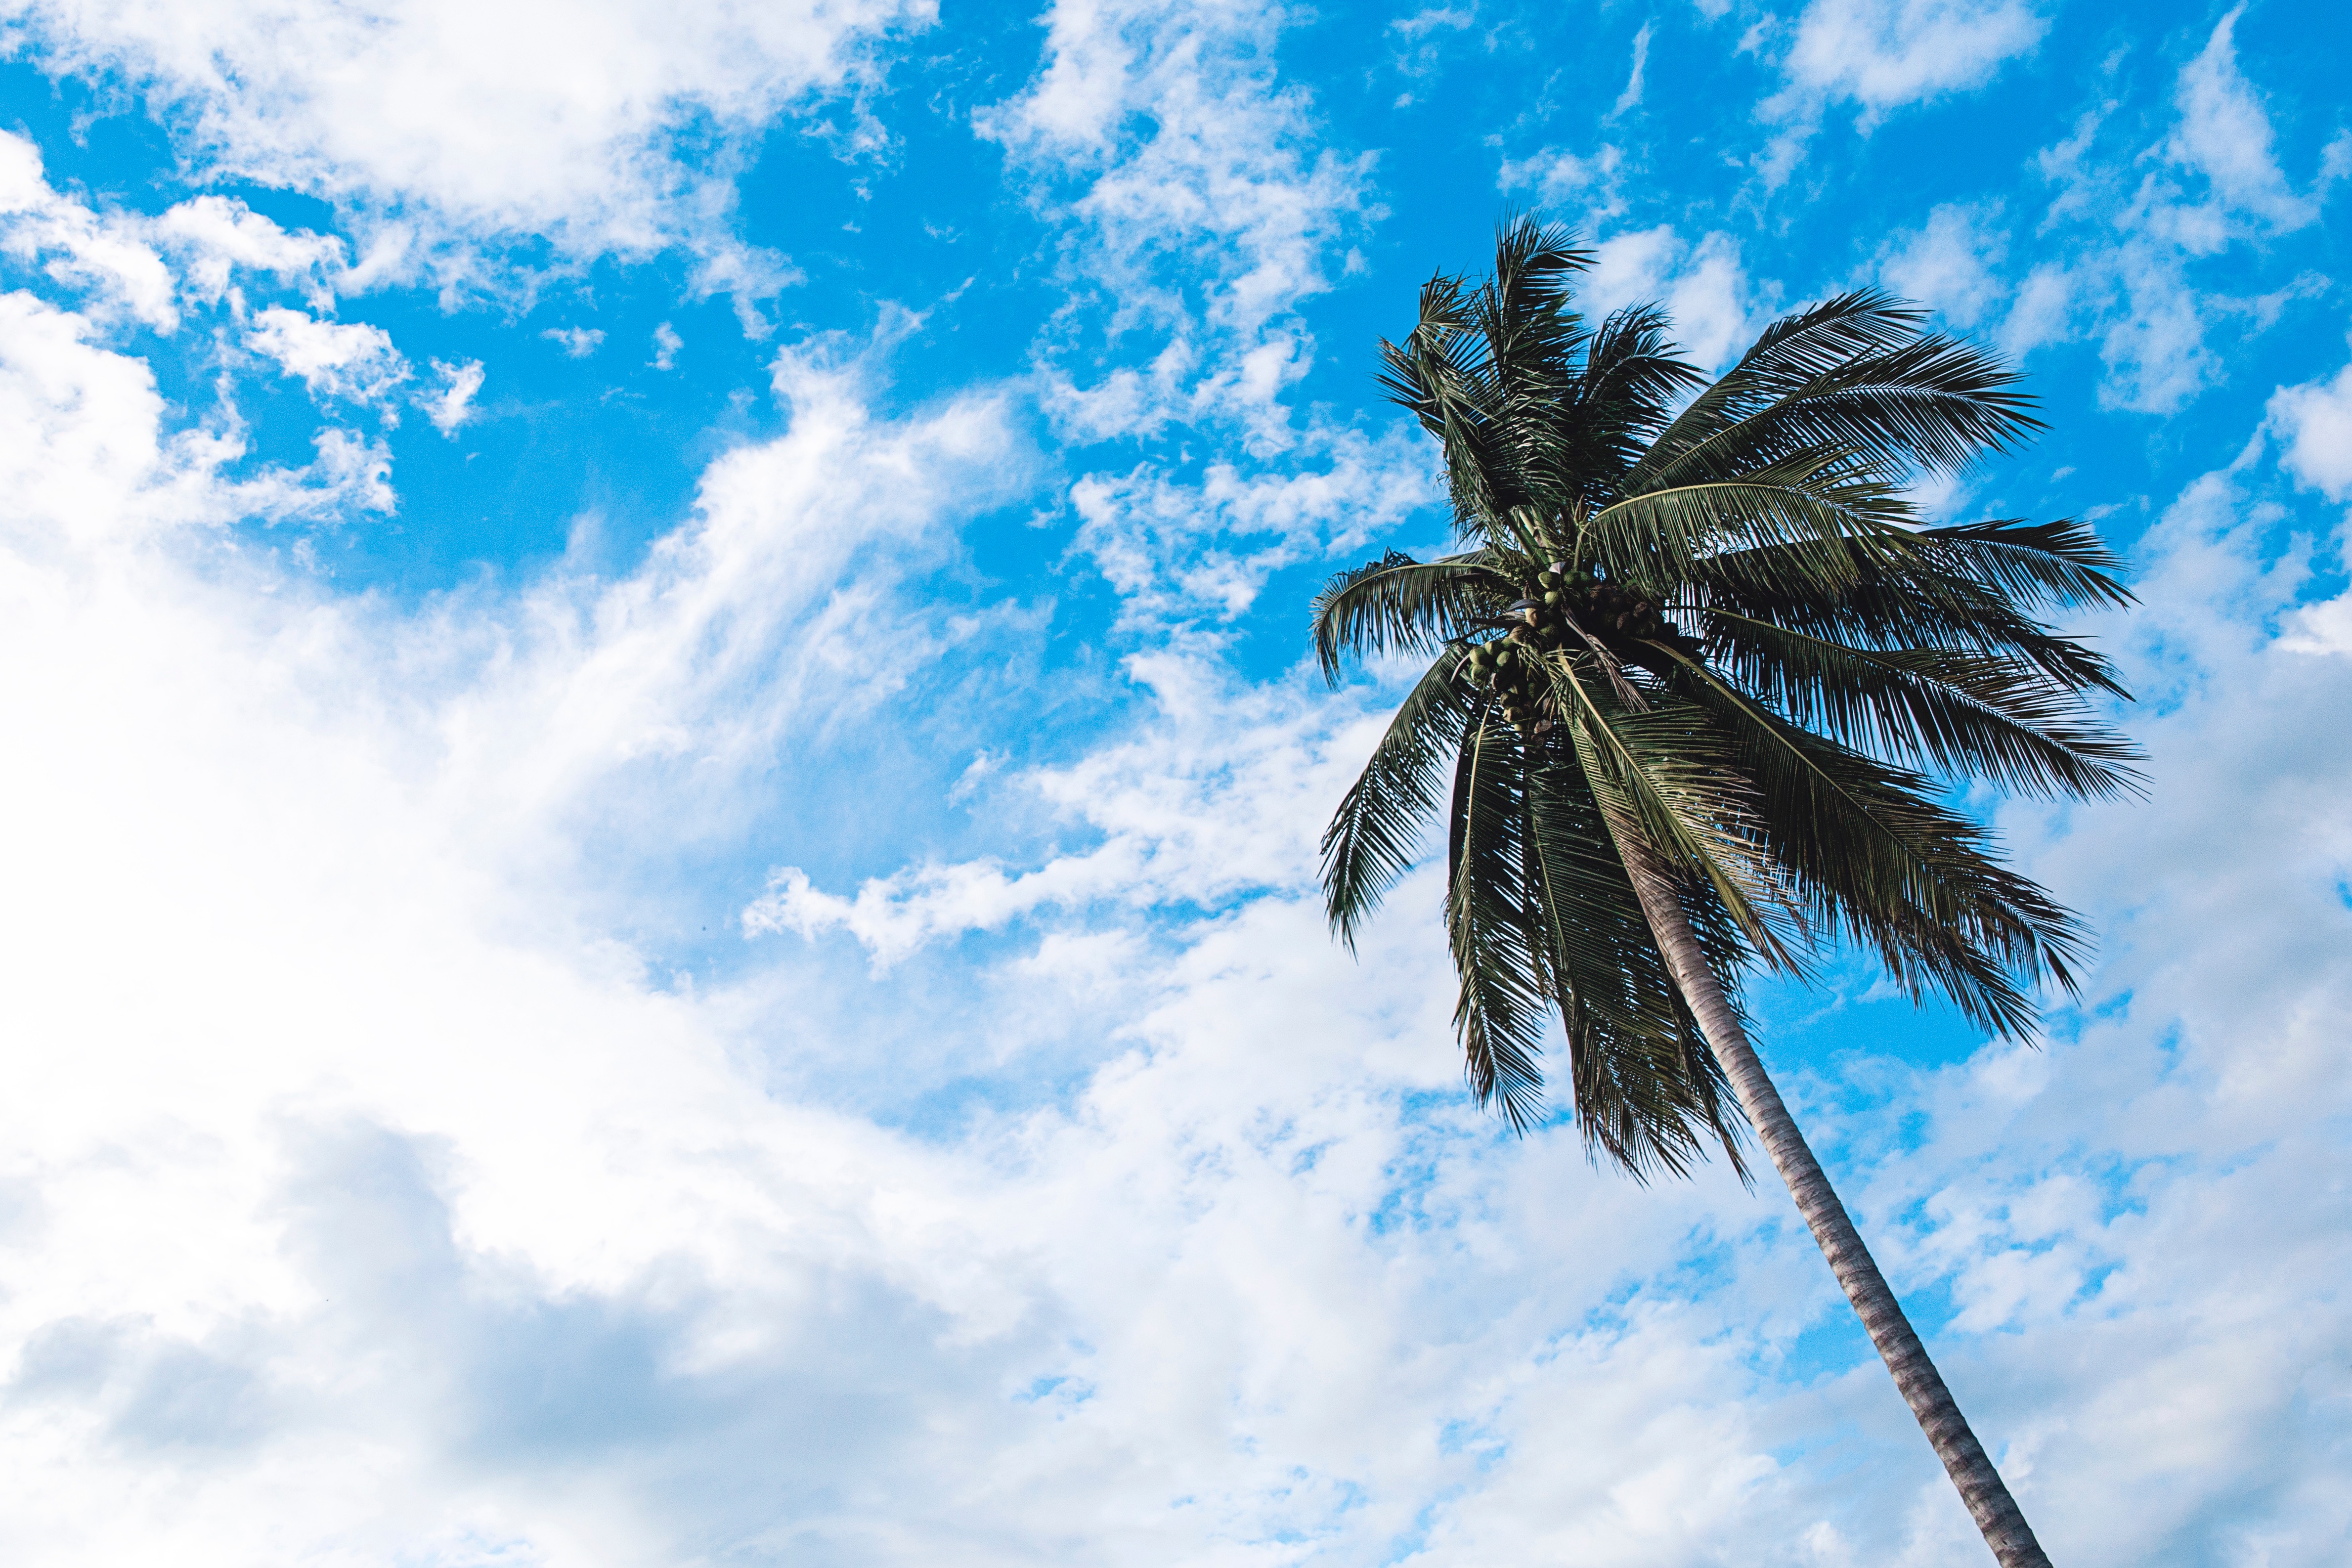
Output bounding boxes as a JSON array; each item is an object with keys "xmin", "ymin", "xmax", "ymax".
[{"xmin": 0, "ymin": 0, "xmax": 2348, "ymax": 1563}]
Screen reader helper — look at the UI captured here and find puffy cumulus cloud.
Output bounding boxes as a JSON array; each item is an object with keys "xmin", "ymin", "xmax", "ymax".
[
  {"xmin": 2267, "ymin": 349, "xmax": 2352, "ymax": 502},
  {"xmin": 0, "ymin": 127, "xmax": 381, "ymax": 359},
  {"xmin": 0, "ymin": 290, "xmax": 394, "ymax": 545},
  {"xmin": 2, "ymin": 0, "xmax": 935, "ymax": 295},
  {"xmin": 246, "ymin": 305, "xmax": 412, "ymax": 411},
  {"xmin": 0, "ymin": 129, "xmax": 179, "ymax": 329},
  {"xmin": 1874, "ymin": 202, "xmax": 2007, "ymax": 328},
  {"xmin": 1, "ymin": 131, "xmax": 487, "ymax": 489},
  {"xmin": 423, "ymin": 357, "xmax": 487, "ymax": 436},
  {"xmin": 1779, "ymin": 0, "xmax": 2047, "ymax": 116},
  {"xmin": 152, "ymin": 193, "xmax": 347, "ymax": 310},
  {"xmin": 1582, "ymin": 225, "xmax": 1763, "ymax": 372},
  {"xmin": 1753, "ymin": 0, "xmax": 2046, "ymax": 180}
]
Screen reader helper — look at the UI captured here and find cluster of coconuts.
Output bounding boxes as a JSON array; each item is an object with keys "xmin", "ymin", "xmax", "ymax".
[{"xmin": 1463, "ymin": 564, "xmax": 1673, "ymax": 734}]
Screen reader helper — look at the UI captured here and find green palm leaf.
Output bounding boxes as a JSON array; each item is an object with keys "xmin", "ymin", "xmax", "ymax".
[{"xmin": 1321, "ymin": 643, "xmax": 1481, "ymax": 949}]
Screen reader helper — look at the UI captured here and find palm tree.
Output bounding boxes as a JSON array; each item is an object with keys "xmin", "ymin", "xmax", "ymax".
[{"xmin": 1312, "ymin": 218, "xmax": 2138, "ymax": 1568}]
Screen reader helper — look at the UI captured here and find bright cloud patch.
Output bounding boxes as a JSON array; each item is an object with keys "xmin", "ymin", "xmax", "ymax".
[
  {"xmin": 4, "ymin": 0, "xmax": 935, "ymax": 287},
  {"xmin": 2268, "ymin": 350, "xmax": 2352, "ymax": 499},
  {"xmin": 247, "ymin": 305, "xmax": 410, "ymax": 407},
  {"xmin": 1780, "ymin": 0, "xmax": 2048, "ymax": 114}
]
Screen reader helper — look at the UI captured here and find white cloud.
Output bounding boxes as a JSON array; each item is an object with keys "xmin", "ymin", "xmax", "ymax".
[
  {"xmin": 2267, "ymin": 349, "xmax": 2352, "ymax": 501},
  {"xmin": 245, "ymin": 305, "xmax": 412, "ymax": 412},
  {"xmin": 152, "ymin": 193, "xmax": 347, "ymax": 309},
  {"xmin": 0, "ymin": 290, "xmax": 397, "ymax": 551},
  {"xmin": 542, "ymin": 325, "xmax": 608, "ymax": 358},
  {"xmin": 1613, "ymin": 20, "xmax": 1654, "ymax": 117},
  {"xmin": 1780, "ymin": 0, "xmax": 2048, "ymax": 116},
  {"xmin": 1753, "ymin": 0, "xmax": 2047, "ymax": 188},
  {"xmin": 423, "ymin": 358, "xmax": 486, "ymax": 436},
  {"xmin": 1875, "ymin": 202, "xmax": 2007, "ymax": 327},
  {"xmin": 650, "ymin": 320, "xmax": 683, "ymax": 370},
  {"xmin": 978, "ymin": 0, "xmax": 1377, "ymax": 435},
  {"xmin": 0, "ymin": 130, "xmax": 179, "ymax": 330},
  {"xmin": 2000, "ymin": 12, "xmax": 2336, "ymax": 412},
  {"xmin": 746, "ymin": 648, "xmax": 1388, "ymax": 963},
  {"xmin": 4, "ymin": 0, "xmax": 935, "ymax": 289},
  {"xmin": 974, "ymin": 0, "xmax": 1416, "ymax": 633},
  {"xmin": 1584, "ymin": 226, "xmax": 1761, "ymax": 372},
  {"xmin": 1386, "ymin": 2, "xmax": 1477, "ymax": 99},
  {"xmin": 2092, "ymin": 241, "xmax": 2215, "ymax": 414},
  {"xmin": 2165, "ymin": 6, "xmax": 2313, "ymax": 233},
  {"xmin": 1065, "ymin": 420, "xmax": 1437, "ymax": 629},
  {"xmin": 4, "ymin": 131, "xmax": 358, "ymax": 342},
  {"xmin": 1497, "ymin": 143, "xmax": 1626, "ymax": 221}
]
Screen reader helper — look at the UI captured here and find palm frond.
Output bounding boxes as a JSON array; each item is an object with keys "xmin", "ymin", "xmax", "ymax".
[
  {"xmin": 1581, "ymin": 459, "xmax": 1915, "ymax": 597},
  {"xmin": 1631, "ymin": 292, "xmax": 2042, "ymax": 493},
  {"xmin": 1521, "ymin": 757, "xmax": 1751, "ymax": 1180},
  {"xmin": 1655, "ymin": 646, "xmax": 2090, "ymax": 1036},
  {"xmin": 1446, "ymin": 708, "xmax": 1549, "ymax": 1129},
  {"xmin": 1687, "ymin": 532, "xmax": 2135, "ymax": 698},
  {"xmin": 1914, "ymin": 518, "xmax": 2134, "ymax": 610},
  {"xmin": 1699, "ymin": 614, "xmax": 2144, "ymax": 798},
  {"xmin": 1569, "ymin": 304, "xmax": 1704, "ymax": 483},
  {"xmin": 1311, "ymin": 549, "xmax": 1509, "ymax": 684},
  {"xmin": 1544, "ymin": 654, "xmax": 1801, "ymax": 970},
  {"xmin": 1322, "ymin": 644, "xmax": 1480, "ymax": 949}
]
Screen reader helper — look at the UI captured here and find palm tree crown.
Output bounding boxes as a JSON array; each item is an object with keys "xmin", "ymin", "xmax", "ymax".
[{"xmin": 1316, "ymin": 217, "xmax": 2137, "ymax": 1174}]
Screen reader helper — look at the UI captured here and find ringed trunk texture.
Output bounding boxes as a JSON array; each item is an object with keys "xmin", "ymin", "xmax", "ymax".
[{"xmin": 1622, "ymin": 854, "xmax": 2053, "ymax": 1568}]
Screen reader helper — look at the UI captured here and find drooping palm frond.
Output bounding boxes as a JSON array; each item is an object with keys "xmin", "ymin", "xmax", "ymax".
[
  {"xmin": 1522, "ymin": 756, "xmax": 1750, "ymax": 1180},
  {"xmin": 1580, "ymin": 459, "xmax": 1917, "ymax": 593},
  {"xmin": 1322, "ymin": 644, "xmax": 1481, "ymax": 949},
  {"xmin": 1311, "ymin": 549, "xmax": 1509, "ymax": 684},
  {"xmin": 1646, "ymin": 647, "xmax": 2088, "ymax": 1037},
  {"xmin": 1697, "ymin": 616, "xmax": 2141, "ymax": 798},
  {"xmin": 1687, "ymin": 525, "xmax": 2137, "ymax": 701},
  {"xmin": 1445, "ymin": 706, "xmax": 1550, "ymax": 1130}
]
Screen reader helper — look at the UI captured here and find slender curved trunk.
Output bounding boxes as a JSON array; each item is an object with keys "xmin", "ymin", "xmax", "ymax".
[{"xmin": 1621, "ymin": 852, "xmax": 2052, "ymax": 1568}]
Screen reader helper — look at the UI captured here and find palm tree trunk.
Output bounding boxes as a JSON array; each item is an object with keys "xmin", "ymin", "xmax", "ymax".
[{"xmin": 1621, "ymin": 852, "xmax": 2053, "ymax": 1568}]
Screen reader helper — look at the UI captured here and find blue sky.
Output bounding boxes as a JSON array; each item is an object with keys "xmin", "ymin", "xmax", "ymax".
[{"xmin": 1, "ymin": 0, "xmax": 2349, "ymax": 1563}]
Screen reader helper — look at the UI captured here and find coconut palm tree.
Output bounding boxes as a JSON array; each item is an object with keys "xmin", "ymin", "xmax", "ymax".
[{"xmin": 1312, "ymin": 218, "xmax": 2138, "ymax": 1568}]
